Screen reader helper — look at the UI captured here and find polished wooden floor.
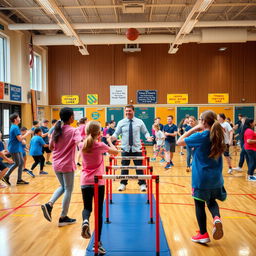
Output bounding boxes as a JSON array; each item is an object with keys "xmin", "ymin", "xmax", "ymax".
[{"xmin": 0, "ymin": 146, "xmax": 255, "ymax": 256}]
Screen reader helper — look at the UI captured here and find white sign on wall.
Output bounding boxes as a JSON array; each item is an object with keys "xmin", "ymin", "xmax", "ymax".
[{"xmin": 110, "ymin": 85, "xmax": 128, "ymax": 105}]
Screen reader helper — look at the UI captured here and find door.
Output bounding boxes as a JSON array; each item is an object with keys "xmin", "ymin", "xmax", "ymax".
[
  {"xmin": 107, "ymin": 107, "xmax": 124, "ymax": 124},
  {"xmin": 177, "ymin": 107, "xmax": 198, "ymax": 127},
  {"xmin": 135, "ymin": 107, "xmax": 155, "ymax": 143},
  {"xmin": 235, "ymin": 106, "xmax": 254, "ymax": 123},
  {"xmin": 155, "ymin": 107, "xmax": 176, "ymax": 126}
]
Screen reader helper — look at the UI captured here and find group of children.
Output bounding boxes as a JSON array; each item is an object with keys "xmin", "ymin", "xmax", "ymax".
[
  {"xmin": 1, "ymin": 107, "xmax": 255, "ymax": 254},
  {"xmin": 0, "ymin": 115, "xmax": 57, "ymax": 186}
]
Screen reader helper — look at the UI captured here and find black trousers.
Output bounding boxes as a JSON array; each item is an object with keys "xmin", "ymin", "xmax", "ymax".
[
  {"xmin": 194, "ymin": 199, "xmax": 220, "ymax": 234},
  {"xmin": 31, "ymin": 155, "xmax": 45, "ymax": 171},
  {"xmin": 81, "ymin": 185, "xmax": 105, "ymax": 241},
  {"xmin": 120, "ymin": 151, "xmax": 146, "ymax": 185}
]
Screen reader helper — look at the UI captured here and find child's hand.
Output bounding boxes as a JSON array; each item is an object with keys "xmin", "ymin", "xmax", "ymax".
[
  {"xmin": 193, "ymin": 123, "xmax": 204, "ymax": 132},
  {"xmin": 7, "ymin": 158, "xmax": 14, "ymax": 164}
]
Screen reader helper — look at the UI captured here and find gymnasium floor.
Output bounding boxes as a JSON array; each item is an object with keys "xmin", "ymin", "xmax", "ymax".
[{"xmin": 0, "ymin": 147, "xmax": 255, "ymax": 256}]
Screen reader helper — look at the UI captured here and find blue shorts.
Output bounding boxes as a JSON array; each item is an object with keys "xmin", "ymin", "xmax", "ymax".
[
  {"xmin": 164, "ymin": 141, "xmax": 176, "ymax": 152},
  {"xmin": 192, "ymin": 186, "xmax": 227, "ymax": 202}
]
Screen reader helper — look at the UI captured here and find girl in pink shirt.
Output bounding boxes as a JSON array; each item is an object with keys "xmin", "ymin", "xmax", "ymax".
[
  {"xmin": 80, "ymin": 121, "xmax": 118, "ymax": 254},
  {"xmin": 242, "ymin": 118, "xmax": 256, "ymax": 181},
  {"xmin": 41, "ymin": 107, "xmax": 82, "ymax": 226}
]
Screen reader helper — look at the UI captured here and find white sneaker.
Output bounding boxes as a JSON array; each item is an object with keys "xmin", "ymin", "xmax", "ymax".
[
  {"xmin": 140, "ymin": 184, "xmax": 147, "ymax": 192},
  {"xmin": 118, "ymin": 184, "xmax": 126, "ymax": 191},
  {"xmin": 228, "ymin": 168, "xmax": 232, "ymax": 174},
  {"xmin": 233, "ymin": 167, "xmax": 242, "ymax": 171}
]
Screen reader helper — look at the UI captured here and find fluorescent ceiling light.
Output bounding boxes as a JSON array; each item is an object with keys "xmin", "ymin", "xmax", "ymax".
[
  {"xmin": 168, "ymin": 47, "xmax": 179, "ymax": 54},
  {"xmin": 198, "ymin": 0, "xmax": 213, "ymax": 12},
  {"xmin": 58, "ymin": 23, "xmax": 73, "ymax": 36},
  {"xmin": 219, "ymin": 47, "xmax": 227, "ymax": 51},
  {"xmin": 182, "ymin": 19, "xmax": 198, "ymax": 34},
  {"xmin": 79, "ymin": 48, "xmax": 89, "ymax": 55},
  {"xmin": 37, "ymin": 0, "xmax": 55, "ymax": 14}
]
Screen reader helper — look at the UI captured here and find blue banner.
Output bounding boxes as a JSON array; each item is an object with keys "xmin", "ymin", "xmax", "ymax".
[
  {"xmin": 10, "ymin": 84, "xmax": 22, "ymax": 101},
  {"xmin": 137, "ymin": 90, "xmax": 157, "ymax": 104}
]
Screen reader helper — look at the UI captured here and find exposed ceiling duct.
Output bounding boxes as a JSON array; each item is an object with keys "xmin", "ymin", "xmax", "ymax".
[{"xmin": 33, "ymin": 29, "xmax": 256, "ymax": 46}]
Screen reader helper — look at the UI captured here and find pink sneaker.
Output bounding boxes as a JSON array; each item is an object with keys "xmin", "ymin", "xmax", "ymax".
[
  {"xmin": 191, "ymin": 231, "xmax": 210, "ymax": 243},
  {"xmin": 213, "ymin": 216, "xmax": 223, "ymax": 240}
]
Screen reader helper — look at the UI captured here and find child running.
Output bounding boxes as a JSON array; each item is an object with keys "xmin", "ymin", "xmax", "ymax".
[
  {"xmin": 41, "ymin": 107, "xmax": 82, "ymax": 226},
  {"xmin": 29, "ymin": 128, "xmax": 49, "ymax": 176},
  {"xmin": 151, "ymin": 124, "xmax": 165, "ymax": 162},
  {"xmin": 80, "ymin": 121, "xmax": 118, "ymax": 255},
  {"xmin": 177, "ymin": 110, "xmax": 226, "ymax": 244},
  {"xmin": 2, "ymin": 113, "xmax": 31, "ymax": 185}
]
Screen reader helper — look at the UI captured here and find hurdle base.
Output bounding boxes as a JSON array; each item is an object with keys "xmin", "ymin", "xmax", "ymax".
[
  {"xmin": 148, "ymin": 218, "xmax": 155, "ymax": 224},
  {"xmin": 146, "ymin": 199, "xmax": 150, "ymax": 204},
  {"xmin": 110, "ymin": 200, "xmax": 114, "ymax": 204},
  {"xmin": 104, "ymin": 218, "xmax": 112, "ymax": 224},
  {"xmin": 156, "ymin": 252, "xmax": 160, "ymax": 256}
]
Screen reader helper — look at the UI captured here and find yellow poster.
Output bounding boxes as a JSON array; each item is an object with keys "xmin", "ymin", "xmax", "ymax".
[
  {"xmin": 86, "ymin": 107, "xmax": 106, "ymax": 127},
  {"xmin": 61, "ymin": 95, "xmax": 79, "ymax": 105},
  {"xmin": 87, "ymin": 94, "xmax": 98, "ymax": 105},
  {"xmin": 208, "ymin": 94, "xmax": 229, "ymax": 104},
  {"xmin": 167, "ymin": 94, "xmax": 188, "ymax": 104}
]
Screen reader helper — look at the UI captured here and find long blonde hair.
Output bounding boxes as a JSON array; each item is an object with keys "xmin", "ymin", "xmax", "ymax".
[
  {"xmin": 201, "ymin": 110, "xmax": 226, "ymax": 159},
  {"xmin": 82, "ymin": 121, "xmax": 101, "ymax": 153}
]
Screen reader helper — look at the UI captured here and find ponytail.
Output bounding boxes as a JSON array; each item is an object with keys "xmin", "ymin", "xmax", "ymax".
[
  {"xmin": 201, "ymin": 110, "xmax": 226, "ymax": 159},
  {"xmin": 52, "ymin": 107, "xmax": 74, "ymax": 143},
  {"xmin": 209, "ymin": 121, "xmax": 226, "ymax": 159},
  {"xmin": 82, "ymin": 121, "xmax": 101, "ymax": 153}
]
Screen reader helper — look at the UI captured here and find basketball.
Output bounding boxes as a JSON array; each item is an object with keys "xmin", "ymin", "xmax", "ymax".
[{"xmin": 126, "ymin": 28, "xmax": 139, "ymax": 41}]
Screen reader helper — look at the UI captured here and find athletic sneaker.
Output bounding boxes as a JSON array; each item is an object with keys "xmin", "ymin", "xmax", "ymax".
[
  {"xmin": 46, "ymin": 161, "xmax": 52, "ymax": 165},
  {"xmin": 77, "ymin": 162, "xmax": 81, "ymax": 166},
  {"xmin": 58, "ymin": 216, "xmax": 76, "ymax": 227},
  {"xmin": 17, "ymin": 179, "xmax": 29, "ymax": 185},
  {"xmin": 160, "ymin": 159, "xmax": 165, "ymax": 163},
  {"xmin": 180, "ymin": 152, "xmax": 184, "ymax": 155},
  {"xmin": 150, "ymin": 157, "xmax": 156, "ymax": 162},
  {"xmin": 170, "ymin": 161, "xmax": 174, "ymax": 166},
  {"xmin": 248, "ymin": 176, "xmax": 256, "ymax": 181},
  {"xmin": 233, "ymin": 167, "xmax": 242, "ymax": 171},
  {"xmin": 40, "ymin": 171, "xmax": 48, "ymax": 175},
  {"xmin": 93, "ymin": 241, "xmax": 106, "ymax": 255},
  {"xmin": 81, "ymin": 219, "xmax": 91, "ymax": 239},
  {"xmin": 140, "ymin": 184, "xmax": 147, "ymax": 192},
  {"xmin": 191, "ymin": 231, "xmax": 210, "ymax": 243},
  {"xmin": 213, "ymin": 216, "xmax": 223, "ymax": 240},
  {"xmin": 186, "ymin": 167, "xmax": 191, "ymax": 172},
  {"xmin": 228, "ymin": 168, "xmax": 233, "ymax": 174},
  {"xmin": 41, "ymin": 203, "xmax": 53, "ymax": 222},
  {"xmin": 2, "ymin": 176, "xmax": 11, "ymax": 186},
  {"xmin": 164, "ymin": 163, "xmax": 171, "ymax": 169},
  {"xmin": 23, "ymin": 168, "xmax": 35, "ymax": 178},
  {"xmin": 118, "ymin": 184, "xmax": 126, "ymax": 191}
]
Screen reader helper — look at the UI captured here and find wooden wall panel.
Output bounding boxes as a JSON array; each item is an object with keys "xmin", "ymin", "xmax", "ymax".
[{"xmin": 48, "ymin": 42, "xmax": 256, "ymax": 105}]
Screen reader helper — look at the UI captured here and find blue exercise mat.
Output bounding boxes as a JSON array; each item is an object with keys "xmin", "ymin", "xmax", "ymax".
[{"xmin": 86, "ymin": 193, "xmax": 171, "ymax": 256}]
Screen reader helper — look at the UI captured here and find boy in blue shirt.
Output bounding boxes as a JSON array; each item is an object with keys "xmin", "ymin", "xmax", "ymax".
[
  {"xmin": 2, "ymin": 113, "xmax": 32, "ymax": 186},
  {"xmin": 20, "ymin": 127, "xmax": 35, "ymax": 178},
  {"xmin": 30, "ymin": 128, "xmax": 49, "ymax": 175},
  {"xmin": 40, "ymin": 120, "xmax": 52, "ymax": 165},
  {"xmin": 177, "ymin": 110, "xmax": 226, "ymax": 244},
  {"xmin": 163, "ymin": 115, "xmax": 178, "ymax": 169}
]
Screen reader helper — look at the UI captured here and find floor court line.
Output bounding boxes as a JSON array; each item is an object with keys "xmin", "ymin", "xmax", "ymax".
[{"xmin": 0, "ymin": 193, "xmax": 40, "ymax": 222}]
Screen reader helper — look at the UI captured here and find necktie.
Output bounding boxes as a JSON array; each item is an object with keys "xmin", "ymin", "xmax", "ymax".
[{"xmin": 129, "ymin": 119, "xmax": 133, "ymax": 146}]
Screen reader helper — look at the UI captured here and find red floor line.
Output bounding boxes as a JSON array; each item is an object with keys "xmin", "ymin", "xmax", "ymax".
[
  {"xmin": 248, "ymin": 195, "xmax": 256, "ymax": 201},
  {"xmin": 160, "ymin": 202, "xmax": 256, "ymax": 217},
  {"xmin": 0, "ymin": 193, "xmax": 40, "ymax": 221}
]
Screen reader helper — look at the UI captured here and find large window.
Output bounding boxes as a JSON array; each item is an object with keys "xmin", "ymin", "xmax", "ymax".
[
  {"xmin": 30, "ymin": 53, "xmax": 42, "ymax": 91},
  {"xmin": 0, "ymin": 35, "xmax": 7, "ymax": 82}
]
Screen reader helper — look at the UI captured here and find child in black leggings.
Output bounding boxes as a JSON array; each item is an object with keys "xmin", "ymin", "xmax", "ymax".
[{"xmin": 177, "ymin": 110, "xmax": 227, "ymax": 244}]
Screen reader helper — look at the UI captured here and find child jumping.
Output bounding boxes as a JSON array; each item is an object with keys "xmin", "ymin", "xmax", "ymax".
[
  {"xmin": 177, "ymin": 110, "xmax": 226, "ymax": 244},
  {"xmin": 80, "ymin": 121, "xmax": 118, "ymax": 255},
  {"xmin": 151, "ymin": 124, "xmax": 165, "ymax": 162}
]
